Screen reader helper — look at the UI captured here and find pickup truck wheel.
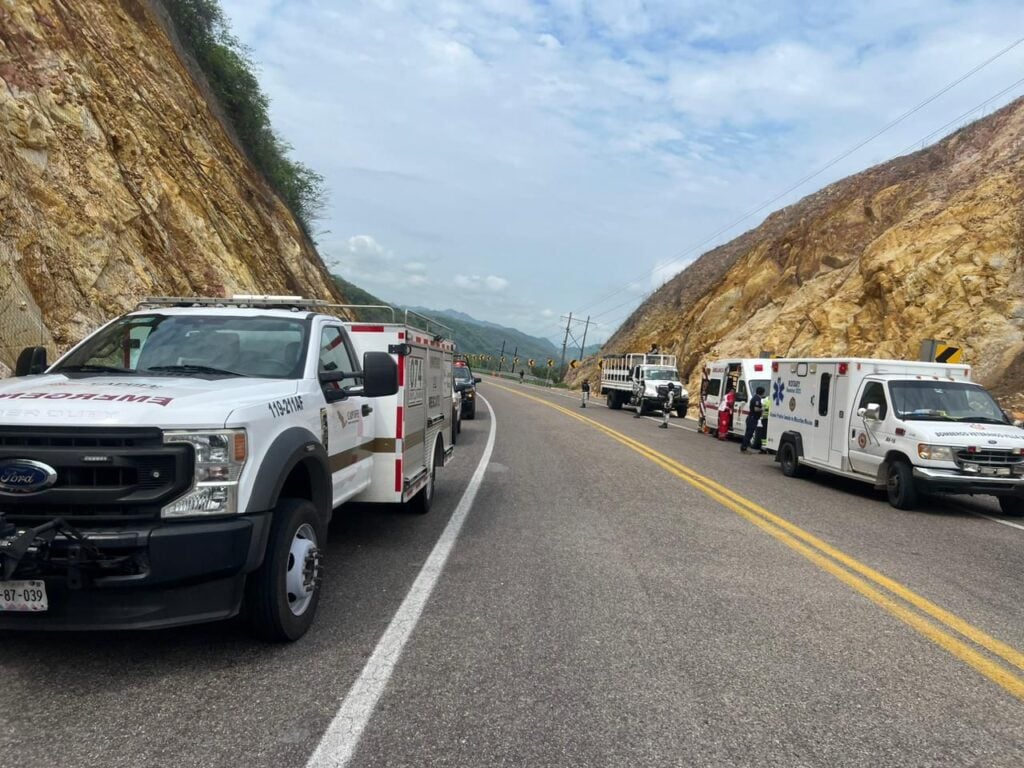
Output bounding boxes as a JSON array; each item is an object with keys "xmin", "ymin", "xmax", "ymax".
[
  {"xmin": 998, "ymin": 496, "xmax": 1024, "ymax": 517},
  {"xmin": 409, "ymin": 461, "xmax": 436, "ymax": 515},
  {"xmin": 885, "ymin": 460, "xmax": 919, "ymax": 510},
  {"xmin": 248, "ymin": 498, "xmax": 324, "ymax": 642}
]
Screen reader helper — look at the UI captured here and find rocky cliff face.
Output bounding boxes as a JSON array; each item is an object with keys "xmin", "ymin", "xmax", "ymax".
[
  {"xmin": 0, "ymin": 0, "xmax": 343, "ymax": 371},
  {"xmin": 589, "ymin": 97, "xmax": 1024, "ymax": 409}
]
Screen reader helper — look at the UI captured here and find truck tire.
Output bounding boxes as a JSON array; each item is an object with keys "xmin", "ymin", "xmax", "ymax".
[
  {"xmin": 451, "ymin": 409, "xmax": 458, "ymax": 445},
  {"xmin": 607, "ymin": 391, "xmax": 622, "ymax": 409},
  {"xmin": 408, "ymin": 437, "xmax": 443, "ymax": 515},
  {"xmin": 885, "ymin": 459, "xmax": 919, "ymax": 510},
  {"xmin": 247, "ymin": 498, "xmax": 324, "ymax": 642},
  {"xmin": 998, "ymin": 496, "xmax": 1024, "ymax": 517},
  {"xmin": 465, "ymin": 402, "xmax": 476, "ymax": 420},
  {"xmin": 638, "ymin": 399, "xmax": 652, "ymax": 416},
  {"xmin": 676, "ymin": 400, "xmax": 689, "ymax": 419}
]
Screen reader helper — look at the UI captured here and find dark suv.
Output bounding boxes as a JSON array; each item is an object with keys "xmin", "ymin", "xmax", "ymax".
[{"xmin": 454, "ymin": 361, "xmax": 481, "ymax": 419}]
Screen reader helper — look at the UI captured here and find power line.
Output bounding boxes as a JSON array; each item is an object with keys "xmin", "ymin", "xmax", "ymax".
[{"xmin": 570, "ymin": 34, "xmax": 1024, "ymax": 318}]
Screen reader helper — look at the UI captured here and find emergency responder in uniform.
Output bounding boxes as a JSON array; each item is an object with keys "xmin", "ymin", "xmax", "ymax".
[
  {"xmin": 580, "ymin": 379, "xmax": 591, "ymax": 408},
  {"xmin": 660, "ymin": 382, "xmax": 676, "ymax": 428},
  {"xmin": 740, "ymin": 386, "xmax": 766, "ymax": 452},
  {"xmin": 754, "ymin": 391, "xmax": 770, "ymax": 453}
]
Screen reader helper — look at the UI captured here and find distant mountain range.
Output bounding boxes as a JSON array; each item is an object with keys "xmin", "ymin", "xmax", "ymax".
[{"xmin": 332, "ymin": 276, "xmax": 568, "ymax": 363}]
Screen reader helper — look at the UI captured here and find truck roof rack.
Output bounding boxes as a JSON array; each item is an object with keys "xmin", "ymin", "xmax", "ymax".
[{"xmin": 136, "ymin": 295, "xmax": 338, "ymax": 312}]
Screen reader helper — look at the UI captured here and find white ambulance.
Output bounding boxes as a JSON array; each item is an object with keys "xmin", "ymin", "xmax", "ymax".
[
  {"xmin": 765, "ymin": 357, "xmax": 1024, "ymax": 515},
  {"xmin": 698, "ymin": 358, "xmax": 773, "ymax": 436}
]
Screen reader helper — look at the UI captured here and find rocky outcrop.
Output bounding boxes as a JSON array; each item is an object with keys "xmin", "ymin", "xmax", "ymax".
[
  {"xmin": 0, "ymin": 0, "xmax": 343, "ymax": 368},
  {"xmin": 584, "ymin": 97, "xmax": 1024, "ymax": 409}
]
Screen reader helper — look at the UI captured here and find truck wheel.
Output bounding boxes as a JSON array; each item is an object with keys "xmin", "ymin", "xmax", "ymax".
[
  {"xmin": 885, "ymin": 460, "xmax": 919, "ymax": 510},
  {"xmin": 409, "ymin": 438, "xmax": 443, "ymax": 515},
  {"xmin": 676, "ymin": 400, "xmax": 689, "ymax": 419},
  {"xmin": 998, "ymin": 496, "xmax": 1024, "ymax": 517},
  {"xmin": 779, "ymin": 442, "xmax": 800, "ymax": 477},
  {"xmin": 607, "ymin": 392, "xmax": 622, "ymax": 410},
  {"xmin": 638, "ymin": 399, "xmax": 651, "ymax": 416},
  {"xmin": 451, "ymin": 410, "xmax": 458, "ymax": 445},
  {"xmin": 247, "ymin": 498, "xmax": 324, "ymax": 642},
  {"xmin": 466, "ymin": 402, "xmax": 476, "ymax": 420}
]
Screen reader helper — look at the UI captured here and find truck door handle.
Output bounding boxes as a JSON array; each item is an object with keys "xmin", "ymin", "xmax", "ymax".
[{"xmin": 362, "ymin": 404, "xmax": 373, "ymax": 417}]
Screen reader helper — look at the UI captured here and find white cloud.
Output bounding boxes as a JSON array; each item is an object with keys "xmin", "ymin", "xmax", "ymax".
[
  {"xmin": 221, "ymin": 0, "xmax": 1024, "ymax": 338},
  {"xmin": 454, "ymin": 274, "xmax": 510, "ymax": 293}
]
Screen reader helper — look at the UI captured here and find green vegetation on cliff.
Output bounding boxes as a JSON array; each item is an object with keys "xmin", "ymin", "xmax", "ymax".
[{"xmin": 157, "ymin": 0, "xmax": 325, "ymax": 231}]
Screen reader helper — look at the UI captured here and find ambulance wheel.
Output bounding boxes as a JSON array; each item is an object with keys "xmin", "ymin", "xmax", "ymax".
[
  {"xmin": 885, "ymin": 459, "xmax": 919, "ymax": 510},
  {"xmin": 409, "ymin": 439, "xmax": 443, "ymax": 515},
  {"xmin": 247, "ymin": 498, "xmax": 323, "ymax": 642},
  {"xmin": 779, "ymin": 442, "xmax": 798, "ymax": 477},
  {"xmin": 997, "ymin": 496, "xmax": 1024, "ymax": 517},
  {"xmin": 451, "ymin": 413, "xmax": 458, "ymax": 445}
]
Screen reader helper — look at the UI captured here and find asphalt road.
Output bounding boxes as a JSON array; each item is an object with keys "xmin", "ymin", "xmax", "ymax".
[{"xmin": 2, "ymin": 380, "xmax": 1023, "ymax": 767}]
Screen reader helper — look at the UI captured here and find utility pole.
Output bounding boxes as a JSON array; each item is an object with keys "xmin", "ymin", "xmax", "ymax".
[
  {"xmin": 497, "ymin": 340, "xmax": 506, "ymax": 373},
  {"xmin": 578, "ymin": 315, "xmax": 591, "ymax": 359},
  {"xmin": 559, "ymin": 312, "xmax": 573, "ymax": 373},
  {"xmin": 511, "ymin": 346, "xmax": 518, "ymax": 373}
]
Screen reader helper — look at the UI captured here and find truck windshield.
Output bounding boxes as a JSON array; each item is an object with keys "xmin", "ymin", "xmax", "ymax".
[
  {"xmin": 645, "ymin": 369, "xmax": 677, "ymax": 381},
  {"xmin": 53, "ymin": 314, "xmax": 309, "ymax": 379},
  {"xmin": 889, "ymin": 380, "xmax": 1007, "ymax": 424}
]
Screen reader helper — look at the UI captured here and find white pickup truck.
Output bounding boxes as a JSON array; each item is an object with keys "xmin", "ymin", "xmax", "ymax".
[
  {"xmin": 0, "ymin": 296, "xmax": 455, "ymax": 640},
  {"xmin": 600, "ymin": 353, "xmax": 689, "ymax": 417}
]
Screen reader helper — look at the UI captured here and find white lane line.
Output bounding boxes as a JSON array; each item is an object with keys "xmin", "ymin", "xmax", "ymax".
[
  {"xmin": 968, "ymin": 510, "xmax": 1024, "ymax": 532},
  {"xmin": 306, "ymin": 395, "xmax": 498, "ymax": 768}
]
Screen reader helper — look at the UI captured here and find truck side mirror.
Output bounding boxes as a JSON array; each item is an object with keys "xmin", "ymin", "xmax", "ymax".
[
  {"xmin": 362, "ymin": 351, "xmax": 398, "ymax": 398},
  {"xmin": 473, "ymin": 377, "xmax": 482, "ymax": 384},
  {"xmin": 860, "ymin": 403, "xmax": 881, "ymax": 420},
  {"xmin": 15, "ymin": 346, "xmax": 48, "ymax": 376}
]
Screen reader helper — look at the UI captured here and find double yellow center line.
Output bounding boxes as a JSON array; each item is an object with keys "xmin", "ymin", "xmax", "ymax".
[{"xmin": 496, "ymin": 383, "xmax": 1024, "ymax": 700}]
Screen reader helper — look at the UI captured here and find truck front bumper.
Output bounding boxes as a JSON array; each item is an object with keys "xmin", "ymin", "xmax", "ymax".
[
  {"xmin": 0, "ymin": 513, "xmax": 271, "ymax": 631},
  {"xmin": 912, "ymin": 466, "xmax": 1024, "ymax": 497}
]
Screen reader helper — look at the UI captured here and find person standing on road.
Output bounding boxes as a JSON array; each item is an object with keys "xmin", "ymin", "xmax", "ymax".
[
  {"xmin": 660, "ymin": 382, "xmax": 676, "ymax": 428},
  {"xmin": 580, "ymin": 379, "xmax": 591, "ymax": 408},
  {"xmin": 717, "ymin": 382, "xmax": 735, "ymax": 440},
  {"xmin": 740, "ymin": 386, "xmax": 765, "ymax": 452},
  {"xmin": 519, "ymin": 370, "xmax": 525, "ymax": 383},
  {"xmin": 753, "ymin": 392, "xmax": 770, "ymax": 453}
]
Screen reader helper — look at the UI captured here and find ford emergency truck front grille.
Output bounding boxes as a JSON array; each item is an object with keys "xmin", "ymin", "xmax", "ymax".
[
  {"xmin": 954, "ymin": 449, "xmax": 1024, "ymax": 469},
  {"xmin": 0, "ymin": 427, "xmax": 192, "ymax": 524}
]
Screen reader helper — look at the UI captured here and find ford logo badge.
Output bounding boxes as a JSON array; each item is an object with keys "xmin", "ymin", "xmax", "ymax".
[{"xmin": 0, "ymin": 459, "xmax": 58, "ymax": 495}]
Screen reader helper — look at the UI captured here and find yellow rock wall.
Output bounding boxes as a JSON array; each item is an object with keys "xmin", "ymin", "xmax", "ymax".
[
  {"xmin": 0, "ymin": 0, "xmax": 343, "ymax": 371},
  {"xmin": 588, "ymin": 98, "xmax": 1024, "ymax": 409}
]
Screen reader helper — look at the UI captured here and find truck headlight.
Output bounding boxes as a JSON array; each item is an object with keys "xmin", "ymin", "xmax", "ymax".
[
  {"xmin": 917, "ymin": 444, "xmax": 955, "ymax": 462},
  {"xmin": 162, "ymin": 430, "xmax": 248, "ymax": 518}
]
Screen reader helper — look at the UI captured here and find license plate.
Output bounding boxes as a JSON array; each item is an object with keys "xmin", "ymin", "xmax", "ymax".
[
  {"xmin": 0, "ymin": 580, "xmax": 48, "ymax": 612},
  {"xmin": 979, "ymin": 467, "xmax": 1011, "ymax": 477}
]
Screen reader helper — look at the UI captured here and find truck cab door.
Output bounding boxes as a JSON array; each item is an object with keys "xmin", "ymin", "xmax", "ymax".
[
  {"xmin": 317, "ymin": 325, "xmax": 372, "ymax": 503},
  {"xmin": 849, "ymin": 379, "xmax": 889, "ymax": 477}
]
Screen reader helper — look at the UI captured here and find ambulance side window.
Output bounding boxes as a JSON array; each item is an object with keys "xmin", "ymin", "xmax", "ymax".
[
  {"xmin": 858, "ymin": 381, "xmax": 888, "ymax": 419},
  {"xmin": 818, "ymin": 373, "xmax": 831, "ymax": 417},
  {"xmin": 706, "ymin": 379, "xmax": 721, "ymax": 397},
  {"xmin": 736, "ymin": 380, "xmax": 748, "ymax": 401}
]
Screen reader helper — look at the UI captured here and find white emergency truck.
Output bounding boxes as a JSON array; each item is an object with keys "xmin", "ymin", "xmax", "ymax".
[
  {"xmin": 0, "ymin": 296, "xmax": 454, "ymax": 641},
  {"xmin": 698, "ymin": 358, "xmax": 773, "ymax": 436},
  {"xmin": 766, "ymin": 357, "xmax": 1024, "ymax": 515},
  {"xmin": 601, "ymin": 353, "xmax": 690, "ymax": 417}
]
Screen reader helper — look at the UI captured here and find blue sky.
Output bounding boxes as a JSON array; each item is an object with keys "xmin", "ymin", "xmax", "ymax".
[{"xmin": 219, "ymin": 0, "xmax": 1024, "ymax": 345}]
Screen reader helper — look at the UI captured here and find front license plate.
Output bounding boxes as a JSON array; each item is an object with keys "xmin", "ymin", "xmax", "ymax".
[
  {"xmin": 979, "ymin": 467, "xmax": 1011, "ymax": 477},
  {"xmin": 0, "ymin": 580, "xmax": 48, "ymax": 612}
]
